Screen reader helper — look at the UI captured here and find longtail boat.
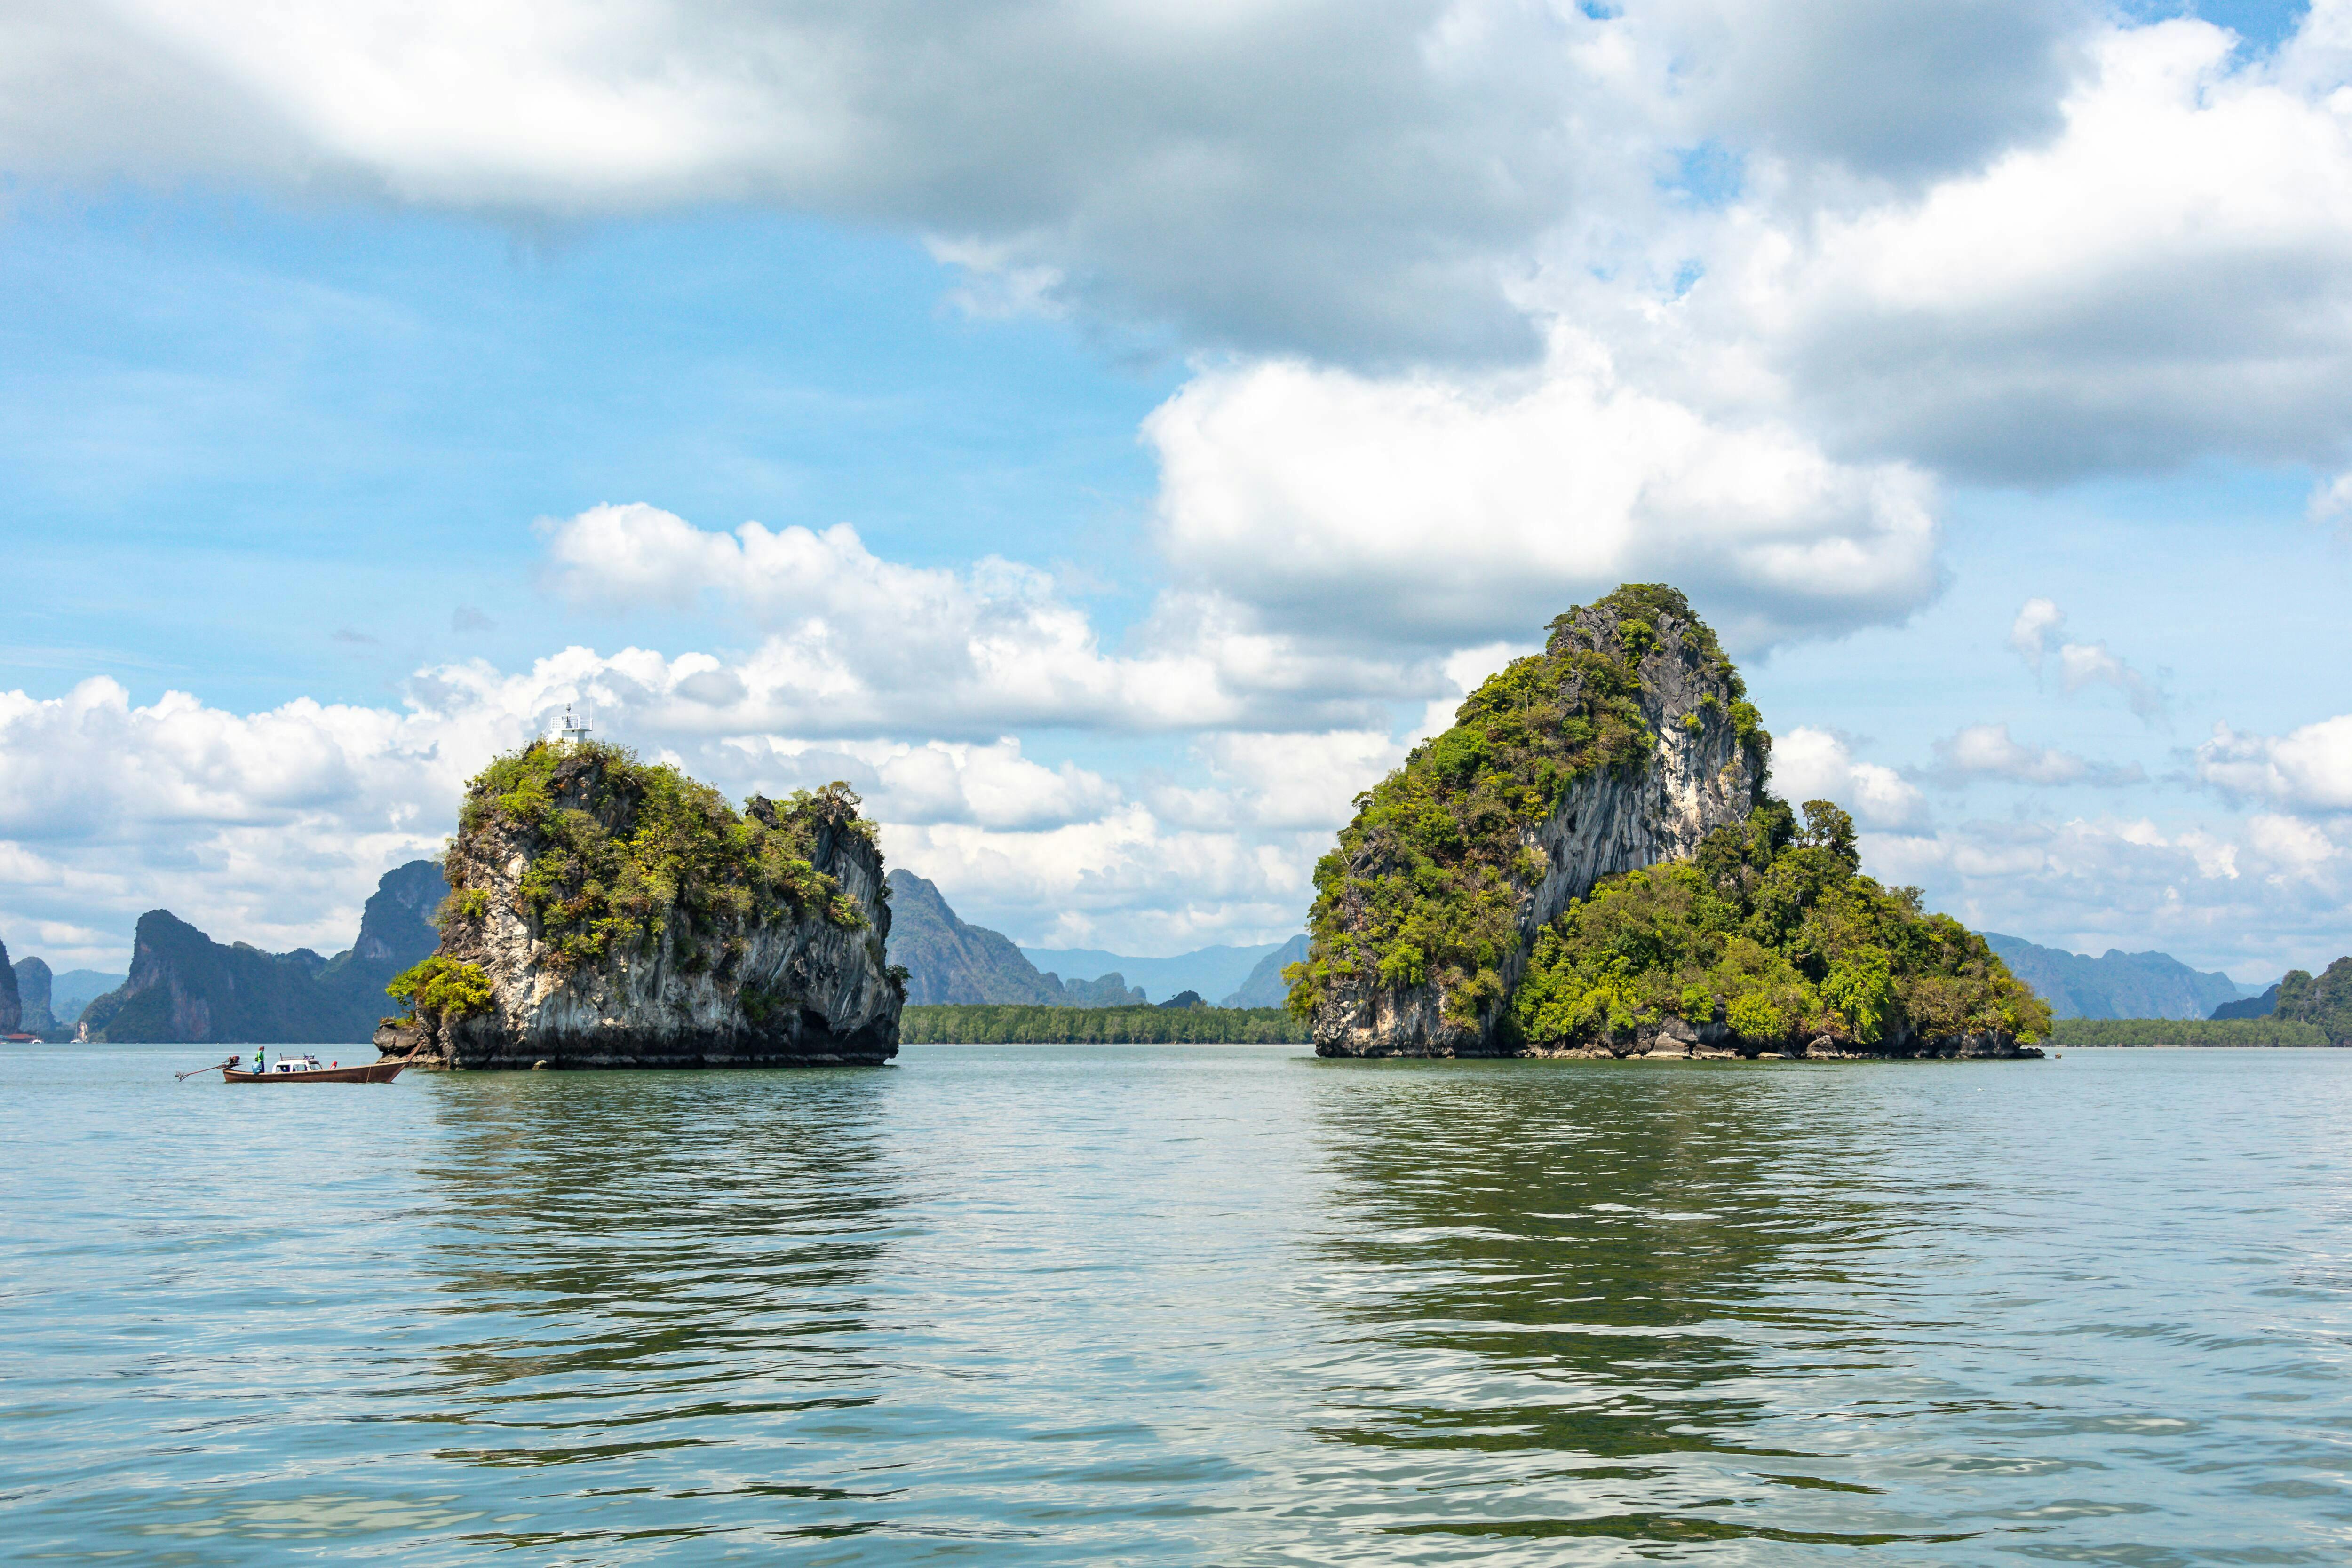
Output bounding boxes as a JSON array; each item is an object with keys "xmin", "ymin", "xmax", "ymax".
[{"xmin": 183, "ymin": 1052, "xmax": 414, "ymax": 1084}]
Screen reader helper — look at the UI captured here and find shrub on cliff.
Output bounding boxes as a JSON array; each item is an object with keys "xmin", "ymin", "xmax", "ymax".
[
  {"xmin": 1511, "ymin": 800, "xmax": 2051, "ymax": 1051},
  {"xmin": 386, "ymin": 955, "xmax": 493, "ymax": 1026},
  {"xmin": 1285, "ymin": 584, "xmax": 1766, "ymax": 1027},
  {"xmin": 444, "ymin": 740, "xmax": 874, "ymax": 973}
]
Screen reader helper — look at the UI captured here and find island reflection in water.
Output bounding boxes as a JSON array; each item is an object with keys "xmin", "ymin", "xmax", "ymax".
[
  {"xmin": 1298, "ymin": 1059, "xmax": 1978, "ymax": 1549},
  {"xmin": 410, "ymin": 1069, "xmax": 905, "ymax": 1489},
  {"xmin": 4, "ymin": 1043, "xmax": 2350, "ymax": 1564}
]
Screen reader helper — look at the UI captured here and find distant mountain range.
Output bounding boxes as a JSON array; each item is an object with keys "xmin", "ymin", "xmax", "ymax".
[
  {"xmin": 1220, "ymin": 936, "xmax": 1308, "ymax": 1008},
  {"xmin": 1017, "ymin": 942, "xmax": 1288, "ymax": 1006},
  {"xmin": 49, "ymin": 970, "xmax": 125, "ymax": 1026},
  {"xmin": 886, "ymin": 871, "xmax": 1146, "ymax": 1005},
  {"xmin": 887, "ymin": 870, "xmax": 1299, "ymax": 1007},
  {"xmin": 79, "ymin": 861, "xmax": 445, "ymax": 1043},
  {"xmin": 1982, "ymin": 933, "xmax": 2265, "ymax": 1021}
]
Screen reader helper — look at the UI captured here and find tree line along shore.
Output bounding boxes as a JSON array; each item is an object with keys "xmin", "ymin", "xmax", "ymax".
[
  {"xmin": 900, "ymin": 1004, "xmax": 1308, "ymax": 1045},
  {"xmin": 2049, "ymin": 1018, "xmax": 2336, "ymax": 1048}
]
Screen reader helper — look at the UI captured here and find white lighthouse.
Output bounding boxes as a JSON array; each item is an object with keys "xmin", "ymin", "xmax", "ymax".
[{"xmin": 553, "ymin": 704, "xmax": 593, "ymax": 747}]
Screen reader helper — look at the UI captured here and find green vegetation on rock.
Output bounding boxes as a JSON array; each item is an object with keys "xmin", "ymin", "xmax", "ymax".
[
  {"xmin": 447, "ymin": 740, "xmax": 872, "ymax": 973},
  {"xmin": 1287, "ymin": 584, "xmax": 1764, "ymax": 1027},
  {"xmin": 1511, "ymin": 798, "xmax": 2051, "ymax": 1052},
  {"xmin": 2276, "ymin": 957, "xmax": 2352, "ymax": 1043},
  {"xmin": 901, "ymin": 1004, "xmax": 1308, "ymax": 1044},
  {"xmin": 2050, "ymin": 1016, "xmax": 2331, "ymax": 1047},
  {"xmin": 385, "ymin": 955, "xmax": 494, "ymax": 1025}
]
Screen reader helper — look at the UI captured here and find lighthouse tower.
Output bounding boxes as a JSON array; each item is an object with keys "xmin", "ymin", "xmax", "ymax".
[{"xmin": 553, "ymin": 704, "xmax": 593, "ymax": 747}]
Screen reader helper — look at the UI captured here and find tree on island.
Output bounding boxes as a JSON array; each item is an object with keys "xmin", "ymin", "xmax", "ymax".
[{"xmin": 1510, "ymin": 798, "xmax": 2049, "ymax": 1052}]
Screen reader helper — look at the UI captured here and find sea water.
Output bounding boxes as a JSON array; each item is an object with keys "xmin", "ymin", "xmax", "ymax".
[{"xmin": 3, "ymin": 1043, "xmax": 2348, "ymax": 1564}]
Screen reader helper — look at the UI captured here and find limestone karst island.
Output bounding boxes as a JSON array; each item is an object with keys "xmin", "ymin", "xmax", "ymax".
[
  {"xmin": 1290, "ymin": 585, "xmax": 2049, "ymax": 1061},
  {"xmin": 374, "ymin": 740, "xmax": 903, "ymax": 1070}
]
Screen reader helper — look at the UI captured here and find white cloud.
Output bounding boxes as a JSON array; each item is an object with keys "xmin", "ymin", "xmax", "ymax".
[
  {"xmin": 20, "ymin": 1, "xmax": 2352, "ymax": 968},
  {"xmin": 1147, "ymin": 341, "xmax": 1943, "ymax": 652},
  {"xmin": 1645, "ymin": 0, "xmax": 2082, "ymax": 184},
  {"xmin": 1689, "ymin": 12, "xmax": 2352, "ymax": 483},
  {"xmin": 2310, "ymin": 468, "xmax": 2352, "ymax": 525},
  {"xmin": 1999, "ymin": 598, "xmax": 2164, "ymax": 720},
  {"xmin": 0, "ymin": 675, "xmax": 516, "ymax": 968},
  {"xmin": 720, "ymin": 735, "xmax": 1123, "ymax": 833},
  {"xmin": 539, "ymin": 502, "xmax": 1438, "ymax": 735},
  {"xmin": 1864, "ymin": 811, "xmax": 2352, "ymax": 976},
  {"xmin": 1769, "ymin": 726, "xmax": 1929, "ymax": 831},
  {"xmin": 4, "ymin": 0, "xmax": 1648, "ymax": 364},
  {"xmin": 2198, "ymin": 715, "xmax": 2352, "ymax": 812},
  {"xmin": 2007, "ymin": 597, "xmax": 2065, "ymax": 674},
  {"xmin": 1930, "ymin": 722, "xmax": 2142, "ymax": 787}
]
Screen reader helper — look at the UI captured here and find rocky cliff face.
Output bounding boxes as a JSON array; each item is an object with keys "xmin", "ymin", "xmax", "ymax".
[
  {"xmin": 348, "ymin": 860, "xmax": 448, "ymax": 970},
  {"xmin": 1305, "ymin": 587, "xmax": 1764, "ymax": 1057},
  {"xmin": 0, "ymin": 936, "xmax": 18, "ymax": 1033},
  {"xmin": 11, "ymin": 956, "xmax": 50, "ymax": 1033},
  {"xmin": 383, "ymin": 743, "xmax": 900, "ymax": 1069},
  {"xmin": 885, "ymin": 869, "xmax": 1065, "ymax": 1005}
]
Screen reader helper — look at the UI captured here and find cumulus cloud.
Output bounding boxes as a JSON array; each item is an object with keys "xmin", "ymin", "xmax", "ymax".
[
  {"xmin": 2198, "ymin": 715, "xmax": 2352, "ymax": 812},
  {"xmin": 539, "ymin": 502, "xmax": 1442, "ymax": 735},
  {"xmin": 0, "ymin": 676, "xmax": 511, "ymax": 967},
  {"xmin": 1147, "ymin": 341, "xmax": 1943, "ymax": 651},
  {"xmin": 1929, "ymin": 722, "xmax": 2142, "ymax": 788},
  {"xmin": 1767, "ymin": 726, "xmax": 1929, "ymax": 831},
  {"xmin": 2, "ymin": 0, "xmax": 1656, "ymax": 364},
  {"xmin": 1866, "ymin": 811, "xmax": 2352, "ymax": 976},
  {"xmin": 2055, "ymin": 641, "xmax": 2165, "ymax": 720},
  {"xmin": 1646, "ymin": 0, "xmax": 2083, "ymax": 184},
  {"xmin": 21, "ymin": 1, "xmax": 2352, "ymax": 966},
  {"xmin": 1690, "ymin": 12, "xmax": 2352, "ymax": 483}
]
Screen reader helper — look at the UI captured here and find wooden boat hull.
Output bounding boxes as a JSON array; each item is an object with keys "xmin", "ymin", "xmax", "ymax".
[{"xmin": 224, "ymin": 1060, "xmax": 409, "ymax": 1084}]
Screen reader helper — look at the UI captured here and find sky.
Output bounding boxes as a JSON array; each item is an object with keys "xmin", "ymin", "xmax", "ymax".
[{"xmin": 4, "ymin": 0, "xmax": 2350, "ymax": 982}]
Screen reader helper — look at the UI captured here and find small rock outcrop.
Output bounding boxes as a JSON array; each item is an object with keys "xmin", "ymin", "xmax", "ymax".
[
  {"xmin": 1292, "ymin": 584, "xmax": 2048, "ymax": 1061},
  {"xmin": 381, "ymin": 741, "xmax": 901, "ymax": 1069}
]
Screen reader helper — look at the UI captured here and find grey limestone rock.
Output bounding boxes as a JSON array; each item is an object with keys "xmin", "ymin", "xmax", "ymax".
[
  {"xmin": 383, "ymin": 748, "xmax": 900, "ymax": 1070},
  {"xmin": 1314, "ymin": 593, "xmax": 1763, "ymax": 1058}
]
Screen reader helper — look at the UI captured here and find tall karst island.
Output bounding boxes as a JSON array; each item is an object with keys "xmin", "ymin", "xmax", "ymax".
[
  {"xmin": 377, "ymin": 740, "xmax": 903, "ymax": 1069},
  {"xmin": 1287, "ymin": 585, "xmax": 2050, "ymax": 1060}
]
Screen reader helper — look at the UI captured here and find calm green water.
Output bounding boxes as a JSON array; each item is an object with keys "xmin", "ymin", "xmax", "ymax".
[{"xmin": 4, "ymin": 1044, "xmax": 2350, "ymax": 1564}]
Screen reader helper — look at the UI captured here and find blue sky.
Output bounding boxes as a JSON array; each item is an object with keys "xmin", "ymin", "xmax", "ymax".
[{"xmin": 4, "ymin": 0, "xmax": 2349, "ymax": 982}]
